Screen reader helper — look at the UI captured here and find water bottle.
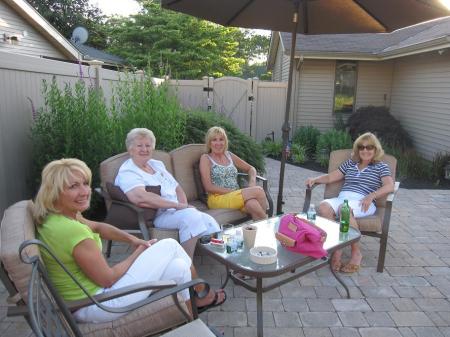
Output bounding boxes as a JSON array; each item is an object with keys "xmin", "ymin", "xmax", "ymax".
[
  {"xmin": 307, "ymin": 204, "xmax": 316, "ymax": 222},
  {"xmin": 235, "ymin": 228, "xmax": 244, "ymax": 251},
  {"xmin": 340, "ymin": 199, "xmax": 350, "ymax": 233}
]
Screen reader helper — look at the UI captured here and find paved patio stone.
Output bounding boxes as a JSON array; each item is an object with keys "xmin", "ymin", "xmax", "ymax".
[
  {"xmin": 282, "ymin": 298, "xmax": 309, "ymax": 312},
  {"xmin": 246, "ymin": 312, "xmax": 275, "ymax": 327},
  {"xmin": 359, "ymin": 286, "xmax": 398, "ymax": 298},
  {"xmin": 300, "ymin": 312, "xmax": 341, "ymax": 327},
  {"xmin": 331, "ymin": 299, "xmax": 371, "ymax": 312},
  {"xmin": 390, "ymin": 298, "xmax": 420, "ymax": 311},
  {"xmin": 338, "ymin": 312, "xmax": 369, "ymax": 327},
  {"xmin": 207, "ymin": 311, "xmax": 247, "ymax": 327},
  {"xmin": 329, "ymin": 327, "xmax": 360, "ymax": 337},
  {"xmin": 245, "ymin": 298, "xmax": 284, "ymax": 312},
  {"xmin": 307, "ymin": 298, "xmax": 334, "ymax": 312},
  {"xmin": 273, "ymin": 312, "xmax": 302, "ymax": 327},
  {"xmin": 359, "ymin": 327, "xmax": 402, "ymax": 337},
  {"xmin": 389, "ymin": 311, "xmax": 434, "ymax": 326},
  {"xmin": 412, "ymin": 327, "xmax": 445, "ymax": 337},
  {"xmin": 303, "ymin": 327, "xmax": 332, "ymax": 337},
  {"xmin": 364, "ymin": 312, "xmax": 396, "ymax": 327},
  {"xmin": 414, "ymin": 298, "xmax": 450, "ymax": 311}
]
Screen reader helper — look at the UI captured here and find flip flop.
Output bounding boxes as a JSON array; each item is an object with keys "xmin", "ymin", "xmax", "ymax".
[
  {"xmin": 340, "ymin": 263, "xmax": 360, "ymax": 273},
  {"xmin": 331, "ymin": 261, "xmax": 342, "ymax": 272},
  {"xmin": 197, "ymin": 290, "xmax": 227, "ymax": 314}
]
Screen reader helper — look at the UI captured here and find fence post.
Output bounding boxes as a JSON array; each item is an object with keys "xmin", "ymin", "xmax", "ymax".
[{"xmin": 88, "ymin": 60, "xmax": 104, "ymax": 89}]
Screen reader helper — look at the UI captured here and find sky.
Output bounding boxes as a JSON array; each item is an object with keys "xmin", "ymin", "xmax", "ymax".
[{"xmin": 89, "ymin": 0, "xmax": 142, "ymax": 17}]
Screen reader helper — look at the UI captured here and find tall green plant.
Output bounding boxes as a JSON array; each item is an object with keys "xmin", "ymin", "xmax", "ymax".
[
  {"xmin": 292, "ymin": 126, "xmax": 321, "ymax": 160},
  {"xmin": 315, "ymin": 129, "xmax": 353, "ymax": 167},
  {"xmin": 30, "ymin": 78, "xmax": 113, "ymax": 194},
  {"xmin": 110, "ymin": 73, "xmax": 186, "ymax": 152}
]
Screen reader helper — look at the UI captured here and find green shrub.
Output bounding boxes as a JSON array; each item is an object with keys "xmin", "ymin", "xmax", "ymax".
[
  {"xmin": 292, "ymin": 126, "xmax": 320, "ymax": 159},
  {"xmin": 431, "ymin": 152, "xmax": 450, "ymax": 184},
  {"xmin": 315, "ymin": 129, "xmax": 353, "ymax": 167},
  {"xmin": 384, "ymin": 145, "xmax": 432, "ymax": 181},
  {"xmin": 30, "ymin": 79, "xmax": 114, "ymax": 195},
  {"xmin": 347, "ymin": 106, "xmax": 413, "ymax": 150},
  {"xmin": 291, "ymin": 144, "xmax": 307, "ymax": 164},
  {"xmin": 110, "ymin": 74, "xmax": 186, "ymax": 152},
  {"xmin": 261, "ymin": 140, "xmax": 283, "ymax": 159},
  {"xmin": 185, "ymin": 110, "xmax": 265, "ymax": 173}
]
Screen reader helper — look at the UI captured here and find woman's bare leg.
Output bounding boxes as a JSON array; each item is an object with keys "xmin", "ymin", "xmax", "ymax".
[
  {"xmin": 342, "ymin": 213, "xmax": 362, "ymax": 270},
  {"xmin": 318, "ymin": 202, "xmax": 341, "ymax": 270},
  {"xmin": 241, "ymin": 186, "xmax": 267, "ymax": 220}
]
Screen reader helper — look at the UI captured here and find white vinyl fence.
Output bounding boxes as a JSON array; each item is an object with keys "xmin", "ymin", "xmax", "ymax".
[
  {"xmin": 0, "ymin": 50, "xmax": 287, "ymax": 214},
  {"xmin": 169, "ymin": 77, "xmax": 287, "ymax": 142}
]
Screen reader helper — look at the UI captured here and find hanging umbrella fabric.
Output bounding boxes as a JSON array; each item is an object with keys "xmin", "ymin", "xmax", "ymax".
[{"xmin": 162, "ymin": 0, "xmax": 450, "ymax": 214}]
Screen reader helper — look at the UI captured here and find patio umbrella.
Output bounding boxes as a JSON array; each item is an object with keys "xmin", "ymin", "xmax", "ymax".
[{"xmin": 161, "ymin": 0, "xmax": 450, "ymax": 214}]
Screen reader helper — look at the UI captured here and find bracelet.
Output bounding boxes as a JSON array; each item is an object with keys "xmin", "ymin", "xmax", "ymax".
[{"xmin": 372, "ymin": 191, "xmax": 377, "ymax": 199}]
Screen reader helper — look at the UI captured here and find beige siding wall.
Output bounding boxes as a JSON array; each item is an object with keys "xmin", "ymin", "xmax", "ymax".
[
  {"xmin": 294, "ymin": 59, "xmax": 335, "ymax": 132},
  {"xmin": 0, "ymin": 1, "xmax": 65, "ymax": 59},
  {"xmin": 390, "ymin": 52, "xmax": 450, "ymax": 160},
  {"xmin": 356, "ymin": 61, "xmax": 394, "ymax": 109},
  {"xmin": 272, "ymin": 44, "xmax": 283, "ymax": 82}
]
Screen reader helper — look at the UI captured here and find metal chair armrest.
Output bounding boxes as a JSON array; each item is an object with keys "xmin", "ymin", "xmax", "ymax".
[{"xmin": 386, "ymin": 181, "xmax": 400, "ymax": 203}]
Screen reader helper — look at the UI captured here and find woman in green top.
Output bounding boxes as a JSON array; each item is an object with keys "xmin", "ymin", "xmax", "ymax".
[{"xmin": 33, "ymin": 158, "xmax": 225, "ymax": 323}]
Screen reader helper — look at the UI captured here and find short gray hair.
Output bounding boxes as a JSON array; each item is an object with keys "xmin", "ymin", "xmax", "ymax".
[{"xmin": 125, "ymin": 128, "xmax": 156, "ymax": 150}]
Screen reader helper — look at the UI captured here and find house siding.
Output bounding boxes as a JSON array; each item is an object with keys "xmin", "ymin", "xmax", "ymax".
[
  {"xmin": 0, "ymin": 1, "xmax": 65, "ymax": 59},
  {"xmin": 356, "ymin": 61, "xmax": 394, "ymax": 109},
  {"xmin": 294, "ymin": 59, "xmax": 335, "ymax": 132},
  {"xmin": 390, "ymin": 52, "xmax": 450, "ymax": 160},
  {"xmin": 272, "ymin": 44, "xmax": 283, "ymax": 81}
]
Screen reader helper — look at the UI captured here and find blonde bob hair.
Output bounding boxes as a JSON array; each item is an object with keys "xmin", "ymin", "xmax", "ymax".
[
  {"xmin": 125, "ymin": 128, "xmax": 156, "ymax": 150},
  {"xmin": 352, "ymin": 132, "xmax": 384, "ymax": 163},
  {"xmin": 33, "ymin": 158, "xmax": 92, "ymax": 225},
  {"xmin": 205, "ymin": 126, "xmax": 228, "ymax": 153}
]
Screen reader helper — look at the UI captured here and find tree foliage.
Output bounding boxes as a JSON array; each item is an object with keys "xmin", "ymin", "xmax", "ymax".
[{"xmin": 26, "ymin": 0, "xmax": 107, "ymax": 48}]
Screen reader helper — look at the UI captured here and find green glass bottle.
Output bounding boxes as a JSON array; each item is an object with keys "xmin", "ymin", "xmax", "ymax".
[{"xmin": 340, "ymin": 199, "xmax": 350, "ymax": 233}]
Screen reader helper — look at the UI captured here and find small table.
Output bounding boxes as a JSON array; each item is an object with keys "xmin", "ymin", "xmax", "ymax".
[{"xmin": 198, "ymin": 215, "xmax": 361, "ymax": 337}]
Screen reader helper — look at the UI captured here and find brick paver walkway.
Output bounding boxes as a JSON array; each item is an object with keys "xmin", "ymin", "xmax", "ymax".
[{"xmin": 2, "ymin": 158, "xmax": 450, "ymax": 337}]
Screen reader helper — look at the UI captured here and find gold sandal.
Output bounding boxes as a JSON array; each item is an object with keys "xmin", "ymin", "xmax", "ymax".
[{"xmin": 340, "ymin": 263, "xmax": 360, "ymax": 273}]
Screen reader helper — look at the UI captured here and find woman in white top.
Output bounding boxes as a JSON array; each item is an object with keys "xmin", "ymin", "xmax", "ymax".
[
  {"xmin": 199, "ymin": 126, "xmax": 267, "ymax": 220},
  {"xmin": 115, "ymin": 128, "xmax": 221, "ymax": 260}
]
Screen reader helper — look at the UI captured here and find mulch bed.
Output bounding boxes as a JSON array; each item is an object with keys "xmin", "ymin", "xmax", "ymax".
[{"xmin": 269, "ymin": 157, "xmax": 450, "ymax": 190}]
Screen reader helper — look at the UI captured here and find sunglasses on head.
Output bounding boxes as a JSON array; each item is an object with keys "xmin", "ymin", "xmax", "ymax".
[{"xmin": 358, "ymin": 144, "xmax": 375, "ymax": 151}]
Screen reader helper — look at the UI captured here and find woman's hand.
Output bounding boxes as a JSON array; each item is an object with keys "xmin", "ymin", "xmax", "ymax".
[
  {"xmin": 130, "ymin": 237, "xmax": 158, "ymax": 252},
  {"xmin": 360, "ymin": 193, "xmax": 375, "ymax": 212},
  {"xmin": 175, "ymin": 202, "xmax": 190, "ymax": 210},
  {"xmin": 305, "ymin": 177, "xmax": 316, "ymax": 188}
]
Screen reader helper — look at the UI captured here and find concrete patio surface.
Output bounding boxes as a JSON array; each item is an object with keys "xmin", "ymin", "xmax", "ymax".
[{"xmin": 1, "ymin": 157, "xmax": 450, "ymax": 337}]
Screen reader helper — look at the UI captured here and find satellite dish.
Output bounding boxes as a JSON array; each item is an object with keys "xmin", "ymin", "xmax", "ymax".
[{"xmin": 71, "ymin": 26, "xmax": 89, "ymax": 44}]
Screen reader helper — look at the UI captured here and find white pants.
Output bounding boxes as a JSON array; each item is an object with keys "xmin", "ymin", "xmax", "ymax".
[
  {"xmin": 321, "ymin": 191, "xmax": 376, "ymax": 218},
  {"xmin": 154, "ymin": 208, "xmax": 220, "ymax": 243},
  {"xmin": 74, "ymin": 238, "xmax": 192, "ymax": 323}
]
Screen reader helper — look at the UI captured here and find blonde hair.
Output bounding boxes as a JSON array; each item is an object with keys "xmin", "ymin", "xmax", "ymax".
[
  {"xmin": 352, "ymin": 132, "xmax": 384, "ymax": 163},
  {"xmin": 205, "ymin": 126, "xmax": 228, "ymax": 153},
  {"xmin": 125, "ymin": 128, "xmax": 156, "ymax": 150},
  {"xmin": 33, "ymin": 158, "xmax": 92, "ymax": 224}
]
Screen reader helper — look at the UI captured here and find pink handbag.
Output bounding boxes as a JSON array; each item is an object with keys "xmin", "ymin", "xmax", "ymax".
[{"xmin": 276, "ymin": 214, "xmax": 327, "ymax": 259}]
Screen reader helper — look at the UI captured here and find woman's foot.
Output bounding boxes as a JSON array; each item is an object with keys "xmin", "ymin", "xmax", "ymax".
[
  {"xmin": 331, "ymin": 251, "xmax": 342, "ymax": 272},
  {"xmin": 196, "ymin": 289, "xmax": 226, "ymax": 313},
  {"xmin": 341, "ymin": 252, "xmax": 362, "ymax": 274}
]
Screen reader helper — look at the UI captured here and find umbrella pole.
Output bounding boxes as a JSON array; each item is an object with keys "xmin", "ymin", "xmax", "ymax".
[{"xmin": 276, "ymin": 1, "xmax": 301, "ymax": 214}]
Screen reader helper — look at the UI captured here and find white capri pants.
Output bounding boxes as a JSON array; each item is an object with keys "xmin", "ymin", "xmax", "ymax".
[
  {"xmin": 74, "ymin": 238, "xmax": 191, "ymax": 323},
  {"xmin": 154, "ymin": 208, "xmax": 220, "ymax": 243},
  {"xmin": 321, "ymin": 191, "xmax": 376, "ymax": 218}
]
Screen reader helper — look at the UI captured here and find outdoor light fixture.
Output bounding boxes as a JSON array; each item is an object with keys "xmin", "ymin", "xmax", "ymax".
[{"xmin": 445, "ymin": 162, "xmax": 450, "ymax": 180}]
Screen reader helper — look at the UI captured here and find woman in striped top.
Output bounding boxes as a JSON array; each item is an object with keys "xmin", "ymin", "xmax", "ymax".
[{"xmin": 305, "ymin": 132, "xmax": 394, "ymax": 273}]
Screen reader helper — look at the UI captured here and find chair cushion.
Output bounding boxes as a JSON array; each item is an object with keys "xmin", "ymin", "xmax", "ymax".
[
  {"xmin": 104, "ymin": 184, "xmax": 161, "ymax": 230},
  {"xmin": 192, "ymin": 162, "xmax": 207, "ymax": 204},
  {"xmin": 170, "ymin": 144, "xmax": 206, "ymax": 202},
  {"xmin": 190, "ymin": 200, "xmax": 250, "ymax": 225},
  {"xmin": 161, "ymin": 318, "xmax": 216, "ymax": 337},
  {"xmin": 0, "ymin": 200, "xmax": 37, "ymax": 303},
  {"xmin": 79, "ymin": 294, "xmax": 188, "ymax": 337}
]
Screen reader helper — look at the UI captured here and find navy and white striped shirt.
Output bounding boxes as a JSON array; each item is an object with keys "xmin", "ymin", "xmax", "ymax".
[{"xmin": 339, "ymin": 159, "xmax": 391, "ymax": 197}]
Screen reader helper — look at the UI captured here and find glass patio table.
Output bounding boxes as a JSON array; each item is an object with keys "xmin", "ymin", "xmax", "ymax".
[{"xmin": 198, "ymin": 215, "xmax": 361, "ymax": 337}]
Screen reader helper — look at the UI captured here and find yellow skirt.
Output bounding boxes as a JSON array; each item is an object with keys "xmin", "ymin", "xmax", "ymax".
[{"xmin": 207, "ymin": 189, "xmax": 245, "ymax": 211}]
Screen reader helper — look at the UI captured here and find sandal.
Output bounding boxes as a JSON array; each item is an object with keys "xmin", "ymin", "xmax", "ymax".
[
  {"xmin": 331, "ymin": 261, "xmax": 342, "ymax": 272},
  {"xmin": 197, "ymin": 290, "xmax": 227, "ymax": 314},
  {"xmin": 340, "ymin": 263, "xmax": 360, "ymax": 274}
]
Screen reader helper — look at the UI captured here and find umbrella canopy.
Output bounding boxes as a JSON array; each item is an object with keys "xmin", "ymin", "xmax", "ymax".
[{"xmin": 162, "ymin": 0, "xmax": 450, "ymax": 214}]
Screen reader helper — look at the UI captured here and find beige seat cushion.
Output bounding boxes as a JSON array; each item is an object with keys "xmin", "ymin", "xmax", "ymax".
[
  {"xmin": 190, "ymin": 200, "xmax": 249, "ymax": 225},
  {"xmin": 0, "ymin": 200, "xmax": 37, "ymax": 303},
  {"xmin": 357, "ymin": 207, "xmax": 385, "ymax": 232},
  {"xmin": 161, "ymin": 319, "xmax": 216, "ymax": 337},
  {"xmin": 79, "ymin": 295, "xmax": 187, "ymax": 337}
]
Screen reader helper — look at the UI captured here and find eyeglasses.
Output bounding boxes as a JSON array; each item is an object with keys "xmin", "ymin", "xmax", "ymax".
[{"xmin": 358, "ymin": 144, "xmax": 375, "ymax": 151}]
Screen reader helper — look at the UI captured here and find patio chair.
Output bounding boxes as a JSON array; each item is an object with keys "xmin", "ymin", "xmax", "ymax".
[
  {"xmin": 302, "ymin": 149, "xmax": 400, "ymax": 272},
  {"xmin": 19, "ymin": 239, "xmax": 219, "ymax": 337},
  {"xmin": 0, "ymin": 200, "xmax": 218, "ymax": 337}
]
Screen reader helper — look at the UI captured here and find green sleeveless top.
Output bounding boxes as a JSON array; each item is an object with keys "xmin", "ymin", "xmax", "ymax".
[{"xmin": 208, "ymin": 151, "xmax": 240, "ymax": 191}]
